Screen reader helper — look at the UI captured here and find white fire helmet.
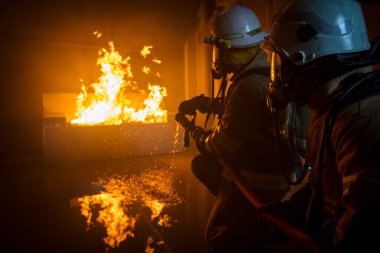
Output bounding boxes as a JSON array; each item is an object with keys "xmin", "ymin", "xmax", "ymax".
[
  {"xmin": 263, "ymin": 0, "xmax": 370, "ymax": 66},
  {"xmin": 209, "ymin": 4, "xmax": 268, "ymax": 48},
  {"xmin": 263, "ymin": 0, "xmax": 371, "ymax": 111}
]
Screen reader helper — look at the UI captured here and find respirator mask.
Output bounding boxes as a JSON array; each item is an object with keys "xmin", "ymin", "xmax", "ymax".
[
  {"xmin": 267, "ymin": 51, "xmax": 295, "ymax": 111},
  {"xmin": 211, "ymin": 45, "xmax": 225, "ymax": 79},
  {"xmin": 209, "ymin": 38, "xmax": 237, "ymax": 79}
]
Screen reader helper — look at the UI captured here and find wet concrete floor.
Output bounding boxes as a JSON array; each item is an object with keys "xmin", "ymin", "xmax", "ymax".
[{"xmin": 1, "ymin": 146, "xmax": 213, "ymax": 253}]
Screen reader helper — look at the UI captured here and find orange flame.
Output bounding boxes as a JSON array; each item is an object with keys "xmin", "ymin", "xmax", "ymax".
[
  {"xmin": 78, "ymin": 168, "xmax": 182, "ymax": 249},
  {"xmin": 71, "ymin": 42, "xmax": 167, "ymax": 126}
]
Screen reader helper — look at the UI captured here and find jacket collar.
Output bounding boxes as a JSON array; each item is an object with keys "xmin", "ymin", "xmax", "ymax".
[
  {"xmin": 307, "ymin": 66, "xmax": 373, "ymax": 111},
  {"xmin": 230, "ymin": 49, "xmax": 270, "ymax": 82}
]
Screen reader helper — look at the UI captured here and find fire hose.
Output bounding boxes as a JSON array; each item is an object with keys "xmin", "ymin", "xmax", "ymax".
[
  {"xmin": 175, "ymin": 112, "xmax": 319, "ymax": 253},
  {"xmin": 218, "ymin": 158, "xmax": 320, "ymax": 253}
]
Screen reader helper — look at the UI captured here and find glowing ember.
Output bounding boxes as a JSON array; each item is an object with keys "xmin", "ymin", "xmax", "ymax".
[
  {"xmin": 71, "ymin": 40, "xmax": 167, "ymax": 126},
  {"xmin": 93, "ymin": 31, "xmax": 102, "ymax": 38},
  {"xmin": 152, "ymin": 58, "xmax": 161, "ymax": 64},
  {"xmin": 141, "ymin": 45, "xmax": 153, "ymax": 58},
  {"xmin": 142, "ymin": 66, "xmax": 151, "ymax": 74},
  {"xmin": 78, "ymin": 168, "xmax": 183, "ymax": 249}
]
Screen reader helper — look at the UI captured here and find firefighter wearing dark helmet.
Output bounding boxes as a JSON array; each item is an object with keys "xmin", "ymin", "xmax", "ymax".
[
  {"xmin": 176, "ymin": 4, "xmax": 306, "ymax": 253},
  {"xmin": 261, "ymin": 0, "xmax": 380, "ymax": 252}
]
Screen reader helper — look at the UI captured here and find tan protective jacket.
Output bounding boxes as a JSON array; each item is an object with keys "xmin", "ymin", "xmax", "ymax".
[
  {"xmin": 306, "ymin": 67, "xmax": 380, "ymax": 247},
  {"xmin": 204, "ymin": 49, "xmax": 290, "ymax": 191}
]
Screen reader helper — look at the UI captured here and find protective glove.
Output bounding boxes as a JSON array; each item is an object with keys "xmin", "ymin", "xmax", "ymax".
[
  {"xmin": 191, "ymin": 126, "xmax": 206, "ymax": 141},
  {"xmin": 175, "ymin": 112, "xmax": 195, "ymax": 132},
  {"xmin": 175, "ymin": 112, "xmax": 213, "ymax": 153},
  {"xmin": 192, "ymin": 126, "xmax": 214, "ymax": 155},
  {"xmin": 178, "ymin": 94, "xmax": 213, "ymax": 115}
]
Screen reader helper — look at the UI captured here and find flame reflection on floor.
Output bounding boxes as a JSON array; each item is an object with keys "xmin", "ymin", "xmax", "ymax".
[{"xmin": 78, "ymin": 167, "xmax": 183, "ymax": 251}]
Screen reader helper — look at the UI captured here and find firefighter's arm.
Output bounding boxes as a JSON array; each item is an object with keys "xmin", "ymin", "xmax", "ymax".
[
  {"xmin": 333, "ymin": 112, "xmax": 380, "ymax": 247},
  {"xmin": 178, "ymin": 94, "xmax": 222, "ymax": 115},
  {"xmin": 334, "ymin": 117, "xmax": 380, "ymax": 210},
  {"xmin": 191, "ymin": 126, "xmax": 213, "ymax": 154},
  {"xmin": 201, "ymin": 79, "xmax": 265, "ymax": 158},
  {"xmin": 174, "ymin": 111, "xmax": 237, "ymax": 156},
  {"xmin": 174, "ymin": 112, "xmax": 212, "ymax": 154}
]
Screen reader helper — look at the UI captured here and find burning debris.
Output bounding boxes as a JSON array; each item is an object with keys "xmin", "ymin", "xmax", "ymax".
[{"xmin": 42, "ymin": 33, "xmax": 185, "ymax": 162}]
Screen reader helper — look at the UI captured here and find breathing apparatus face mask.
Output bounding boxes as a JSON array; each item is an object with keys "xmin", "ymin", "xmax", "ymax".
[
  {"xmin": 211, "ymin": 46, "xmax": 225, "ymax": 79},
  {"xmin": 212, "ymin": 45, "xmax": 258, "ymax": 79},
  {"xmin": 267, "ymin": 51, "xmax": 295, "ymax": 111},
  {"xmin": 205, "ymin": 36, "xmax": 236, "ymax": 79},
  {"xmin": 267, "ymin": 50, "xmax": 318, "ymax": 111},
  {"xmin": 212, "ymin": 47, "xmax": 238, "ymax": 79}
]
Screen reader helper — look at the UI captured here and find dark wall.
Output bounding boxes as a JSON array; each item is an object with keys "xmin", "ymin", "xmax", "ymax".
[
  {"xmin": 361, "ymin": 2, "xmax": 380, "ymax": 41},
  {"xmin": 0, "ymin": 0, "xmax": 198, "ymax": 156}
]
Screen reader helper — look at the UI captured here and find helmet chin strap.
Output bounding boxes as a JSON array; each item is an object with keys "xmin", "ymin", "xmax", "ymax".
[{"xmin": 204, "ymin": 72, "xmax": 229, "ymax": 128}]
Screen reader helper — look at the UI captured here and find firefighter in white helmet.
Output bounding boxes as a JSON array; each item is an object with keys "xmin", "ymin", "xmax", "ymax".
[
  {"xmin": 176, "ymin": 4, "xmax": 307, "ymax": 252},
  {"xmin": 260, "ymin": 0, "xmax": 380, "ymax": 252}
]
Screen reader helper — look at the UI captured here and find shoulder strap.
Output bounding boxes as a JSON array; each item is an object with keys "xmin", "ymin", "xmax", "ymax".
[
  {"xmin": 285, "ymin": 101, "xmax": 309, "ymax": 185},
  {"xmin": 232, "ymin": 67, "xmax": 270, "ymax": 84},
  {"xmin": 211, "ymin": 67, "xmax": 270, "ymax": 125},
  {"xmin": 306, "ymin": 70, "xmax": 380, "ymax": 233}
]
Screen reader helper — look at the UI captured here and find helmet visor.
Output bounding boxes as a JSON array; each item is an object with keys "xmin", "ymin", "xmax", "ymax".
[
  {"xmin": 267, "ymin": 51, "xmax": 294, "ymax": 111},
  {"xmin": 212, "ymin": 46, "xmax": 224, "ymax": 78},
  {"xmin": 212, "ymin": 46, "xmax": 222, "ymax": 68},
  {"xmin": 270, "ymin": 51, "xmax": 282, "ymax": 85}
]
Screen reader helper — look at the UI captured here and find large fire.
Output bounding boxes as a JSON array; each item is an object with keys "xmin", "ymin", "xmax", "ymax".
[
  {"xmin": 71, "ymin": 35, "xmax": 168, "ymax": 126},
  {"xmin": 73, "ymin": 33, "xmax": 182, "ymax": 252},
  {"xmin": 78, "ymin": 168, "xmax": 183, "ymax": 250}
]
